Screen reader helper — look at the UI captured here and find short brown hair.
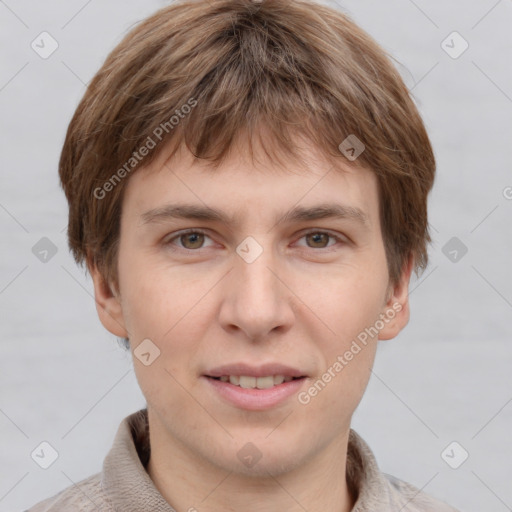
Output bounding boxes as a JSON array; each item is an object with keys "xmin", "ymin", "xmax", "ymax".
[{"xmin": 59, "ymin": 0, "xmax": 435, "ymax": 293}]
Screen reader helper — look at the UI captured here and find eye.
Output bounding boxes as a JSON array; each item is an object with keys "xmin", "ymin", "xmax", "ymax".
[
  {"xmin": 164, "ymin": 229, "xmax": 214, "ymax": 250},
  {"xmin": 163, "ymin": 229, "xmax": 346, "ymax": 253},
  {"xmin": 295, "ymin": 231, "xmax": 345, "ymax": 249}
]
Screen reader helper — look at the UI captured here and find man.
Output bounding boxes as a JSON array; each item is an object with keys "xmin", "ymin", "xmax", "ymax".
[{"xmin": 27, "ymin": 0, "xmax": 460, "ymax": 509}]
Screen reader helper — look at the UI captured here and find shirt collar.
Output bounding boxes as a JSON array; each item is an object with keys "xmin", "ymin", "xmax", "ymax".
[{"xmin": 102, "ymin": 408, "xmax": 177, "ymax": 511}]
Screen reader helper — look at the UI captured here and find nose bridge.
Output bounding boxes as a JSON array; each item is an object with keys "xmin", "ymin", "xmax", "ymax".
[
  {"xmin": 238, "ymin": 246, "xmax": 279, "ymax": 303},
  {"xmin": 219, "ymin": 235, "xmax": 293, "ymax": 340}
]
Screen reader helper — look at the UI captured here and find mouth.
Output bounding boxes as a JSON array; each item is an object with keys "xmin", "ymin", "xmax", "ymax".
[
  {"xmin": 207, "ymin": 375, "xmax": 305, "ymax": 389},
  {"xmin": 203, "ymin": 365, "xmax": 308, "ymax": 410}
]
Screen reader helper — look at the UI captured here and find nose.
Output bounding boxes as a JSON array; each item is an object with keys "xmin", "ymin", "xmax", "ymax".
[{"xmin": 218, "ymin": 242, "xmax": 295, "ymax": 342}]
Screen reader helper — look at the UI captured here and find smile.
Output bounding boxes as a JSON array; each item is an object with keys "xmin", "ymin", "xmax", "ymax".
[{"xmin": 211, "ymin": 375, "xmax": 299, "ymax": 389}]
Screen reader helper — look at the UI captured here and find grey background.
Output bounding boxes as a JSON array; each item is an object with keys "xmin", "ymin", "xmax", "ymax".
[{"xmin": 1, "ymin": 0, "xmax": 511, "ymax": 511}]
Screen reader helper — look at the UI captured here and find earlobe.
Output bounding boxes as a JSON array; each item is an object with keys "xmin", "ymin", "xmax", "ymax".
[
  {"xmin": 88, "ymin": 261, "xmax": 128, "ymax": 338},
  {"xmin": 378, "ymin": 255, "xmax": 414, "ymax": 341}
]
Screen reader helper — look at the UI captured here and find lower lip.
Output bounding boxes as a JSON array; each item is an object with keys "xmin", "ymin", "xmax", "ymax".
[{"xmin": 203, "ymin": 376, "xmax": 306, "ymax": 411}]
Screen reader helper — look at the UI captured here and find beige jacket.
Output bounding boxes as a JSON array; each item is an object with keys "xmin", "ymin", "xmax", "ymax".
[{"xmin": 26, "ymin": 408, "xmax": 460, "ymax": 512}]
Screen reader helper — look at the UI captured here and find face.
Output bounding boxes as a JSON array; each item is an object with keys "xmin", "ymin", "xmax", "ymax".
[{"xmin": 91, "ymin": 137, "xmax": 412, "ymax": 477}]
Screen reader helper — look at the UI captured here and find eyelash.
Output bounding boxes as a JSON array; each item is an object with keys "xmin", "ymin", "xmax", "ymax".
[{"xmin": 164, "ymin": 228, "xmax": 346, "ymax": 252}]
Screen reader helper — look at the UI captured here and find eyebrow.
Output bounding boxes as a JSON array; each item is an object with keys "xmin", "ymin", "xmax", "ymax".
[{"xmin": 140, "ymin": 202, "xmax": 369, "ymax": 229}]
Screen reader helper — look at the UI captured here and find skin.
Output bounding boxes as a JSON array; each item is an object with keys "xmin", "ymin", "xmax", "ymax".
[{"xmin": 90, "ymin": 134, "xmax": 413, "ymax": 512}]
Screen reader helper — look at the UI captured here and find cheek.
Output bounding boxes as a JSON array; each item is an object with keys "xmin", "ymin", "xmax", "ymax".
[
  {"xmin": 299, "ymin": 277, "xmax": 383, "ymax": 426},
  {"xmin": 118, "ymin": 255, "xmax": 213, "ymax": 341},
  {"xmin": 123, "ymin": 269, "xmax": 210, "ymax": 408},
  {"xmin": 316, "ymin": 265, "xmax": 388, "ymax": 344},
  {"xmin": 303, "ymin": 263, "xmax": 387, "ymax": 398},
  {"xmin": 120, "ymin": 264, "xmax": 218, "ymax": 395}
]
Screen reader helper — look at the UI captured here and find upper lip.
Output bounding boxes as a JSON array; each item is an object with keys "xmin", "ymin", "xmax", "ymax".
[{"xmin": 206, "ymin": 363, "xmax": 306, "ymax": 378}]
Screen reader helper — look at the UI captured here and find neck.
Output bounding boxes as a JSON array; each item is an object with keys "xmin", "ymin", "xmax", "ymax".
[{"xmin": 145, "ymin": 410, "xmax": 356, "ymax": 512}]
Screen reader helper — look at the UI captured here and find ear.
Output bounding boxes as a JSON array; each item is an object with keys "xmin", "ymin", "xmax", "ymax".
[
  {"xmin": 378, "ymin": 255, "xmax": 414, "ymax": 341},
  {"xmin": 88, "ymin": 258, "xmax": 128, "ymax": 338}
]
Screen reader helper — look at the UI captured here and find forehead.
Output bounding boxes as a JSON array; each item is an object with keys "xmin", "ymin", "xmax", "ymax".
[{"xmin": 122, "ymin": 138, "xmax": 380, "ymax": 230}]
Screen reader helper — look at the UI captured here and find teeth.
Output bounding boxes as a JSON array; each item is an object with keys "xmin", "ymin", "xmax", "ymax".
[
  {"xmin": 274, "ymin": 375, "xmax": 285, "ymax": 385},
  {"xmin": 239, "ymin": 376, "xmax": 256, "ymax": 388},
  {"xmin": 253, "ymin": 376, "xmax": 274, "ymax": 389},
  {"xmin": 218, "ymin": 375, "xmax": 296, "ymax": 389}
]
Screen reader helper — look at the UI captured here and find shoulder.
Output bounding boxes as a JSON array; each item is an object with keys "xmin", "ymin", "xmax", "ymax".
[
  {"xmin": 383, "ymin": 473, "xmax": 461, "ymax": 512},
  {"xmin": 347, "ymin": 429, "xmax": 461, "ymax": 512},
  {"xmin": 24, "ymin": 472, "xmax": 114, "ymax": 512}
]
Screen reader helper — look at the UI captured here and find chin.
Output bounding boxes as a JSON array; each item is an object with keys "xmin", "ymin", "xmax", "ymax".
[
  {"xmin": 237, "ymin": 456, "xmax": 305, "ymax": 479},
  {"xmin": 210, "ymin": 442, "xmax": 310, "ymax": 479}
]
